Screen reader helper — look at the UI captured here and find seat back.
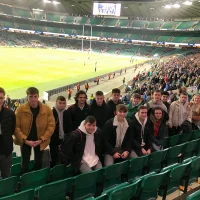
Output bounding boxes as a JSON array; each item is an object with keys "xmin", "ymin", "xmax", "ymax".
[
  {"xmin": 148, "ymin": 149, "xmax": 168, "ymax": 172},
  {"xmin": 11, "ymin": 164, "xmax": 21, "ymax": 180},
  {"xmin": 128, "ymin": 155, "xmax": 148, "ymax": 179},
  {"xmin": 180, "ymin": 133, "xmax": 192, "ymax": 144},
  {"xmin": 166, "ymin": 143, "xmax": 186, "ymax": 165},
  {"xmin": 169, "ymin": 134, "xmax": 181, "ymax": 147},
  {"xmin": 104, "ymin": 161, "xmax": 128, "ymax": 190},
  {"xmin": 74, "ymin": 169, "xmax": 104, "ymax": 200},
  {"xmin": 184, "ymin": 139, "xmax": 199, "ymax": 159},
  {"xmin": 0, "ymin": 176, "xmax": 18, "ymax": 197},
  {"xmin": 12, "ymin": 157, "xmax": 21, "ymax": 165},
  {"xmin": 192, "ymin": 129, "xmax": 200, "ymax": 140},
  {"xmin": 0, "ymin": 189, "xmax": 34, "ymax": 200},
  {"xmin": 12, "ymin": 152, "xmax": 17, "ymax": 158},
  {"xmin": 109, "ymin": 179, "xmax": 141, "ymax": 200},
  {"xmin": 189, "ymin": 157, "xmax": 200, "ymax": 183},
  {"xmin": 36, "ymin": 178, "xmax": 73, "ymax": 200},
  {"xmin": 140, "ymin": 170, "xmax": 170, "ymax": 200},
  {"xmin": 186, "ymin": 190, "xmax": 200, "ymax": 200},
  {"xmin": 162, "ymin": 137, "xmax": 169, "ymax": 149},
  {"xmin": 20, "ymin": 168, "xmax": 50, "ymax": 191},
  {"xmin": 50, "ymin": 164, "xmax": 74, "ymax": 182}
]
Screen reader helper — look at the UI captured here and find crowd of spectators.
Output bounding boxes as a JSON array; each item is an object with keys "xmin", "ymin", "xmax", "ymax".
[{"xmin": 0, "ymin": 51, "xmax": 200, "ymax": 178}]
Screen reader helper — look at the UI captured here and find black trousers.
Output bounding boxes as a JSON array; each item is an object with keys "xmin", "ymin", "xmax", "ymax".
[
  {"xmin": 21, "ymin": 144, "xmax": 43, "ymax": 174},
  {"xmin": 0, "ymin": 154, "xmax": 12, "ymax": 178},
  {"xmin": 168, "ymin": 126, "xmax": 181, "ymax": 137},
  {"xmin": 49, "ymin": 139, "xmax": 62, "ymax": 168}
]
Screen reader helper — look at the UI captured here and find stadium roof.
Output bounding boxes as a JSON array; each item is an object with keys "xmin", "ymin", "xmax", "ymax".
[{"xmin": 1, "ymin": 0, "xmax": 200, "ymax": 19}]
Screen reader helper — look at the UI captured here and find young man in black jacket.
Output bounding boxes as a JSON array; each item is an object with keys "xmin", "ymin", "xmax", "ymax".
[
  {"xmin": 0, "ymin": 87, "xmax": 16, "ymax": 178},
  {"xmin": 67, "ymin": 90, "xmax": 91, "ymax": 132},
  {"xmin": 103, "ymin": 104, "xmax": 132, "ymax": 166},
  {"xmin": 107, "ymin": 88, "xmax": 123, "ymax": 118},
  {"xmin": 50, "ymin": 96, "xmax": 70, "ymax": 168},
  {"xmin": 60, "ymin": 116, "xmax": 102, "ymax": 173},
  {"xmin": 130, "ymin": 105, "xmax": 153, "ymax": 157},
  {"xmin": 90, "ymin": 91, "xmax": 112, "ymax": 129}
]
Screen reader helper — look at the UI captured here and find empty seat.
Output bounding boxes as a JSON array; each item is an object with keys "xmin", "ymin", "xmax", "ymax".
[
  {"xmin": 186, "ymin": 190, "xmax": 200, "ymax": 200},
  {"xmin": 12, "ymin": 157, "xmax": 21, "ymax": 165}
]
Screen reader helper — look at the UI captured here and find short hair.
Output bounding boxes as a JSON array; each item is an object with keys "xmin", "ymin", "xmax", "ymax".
[
  {"xmin": 116, "ymin": 104, "xmax": 128, "ymax": 113},
  {"xmin": 74, "ymin": 90, "xmax": 87, "ymax": 103},
  {"xmin": 138, "ymin": 105, "xmax": 148, "ymax": 111},
  {"xmin": 95, "ymin": 91, "xmax": 104, "ymax": 96},
  {"xmin": 85, "ymin": 116, "xmax": 96, "ymax": 124},
  {"xmin": 56, "ymin": 96, "xmax": 66, "ymax": 101},
  {"xmin": 0, "ymin": 87, "xmax": 5, "ymax": 96},
  {"xmin": 26, "ymin": 87, "xmax": 39, "ymax": 95},
  {"xmin": 153, "ymin": 90, "xmax": 161, "ymax": 94},
  {"xmin": 180, "ymin": 92, "xmax": 188, "ymax": 96},
  {"xmin": 161, "ymin": 91, "xmax": 169, "ymax": 96},
  {"xmin": 132, "ymin": 93, "xmax": 141, "ymax": 99},
  {"xmin": 112, "ymin": 88, "xmax": 120, "ymax": 94}
]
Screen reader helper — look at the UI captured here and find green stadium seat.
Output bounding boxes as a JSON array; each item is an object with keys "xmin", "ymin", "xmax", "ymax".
[
  {"xmin": 162, "ymin": 137, "xmax": 169, "ymax": 149},
  {"xmin": 109, "ymin": 179, "xmax": 141, "ymax": 200},
  {"xmin": 50, "ymin": 164, "xmax": 74, "ymax": 182},
  {"xmin": 132, "ymin": 20, "xmax": 148, "ymax": 28},
  {"xmin": 104, "ymin": 19, "xmax": 118, "ymax": 26},
  {"xmin": 88, "ymin": 18, "xmax": 103, "ymax": 25},
  {"xmin": 140, "ymin": 170, "xmax": 170, "ymax": 200},
  {"xmin": 65, "ymin": 16, "xmax": 75, "ymax": 24},
  {"xmin": 168, "ymin": 134, "xmax": 181, "ymax": 147},
  {"xmin": 159, "ymin": 161, "xmax": 191, "ymax": 198},
  {"xmin": 12, "ymin": 152, "xmax": 17, "ymax": 157},
  {"xmin": 186, "ymin": 190, "xmax": 200, "ymax": 200},
  {"xmin": 46, "ymin": 13, "xmax": 61, "ymax": 22},
  {"xmin": 147, "ymin": 149, "xmax": 168, "ymax": 172},
  {"xmin": 0, "ymin": 176, "xmax": 18, "ymax": 197},
  {"xmin": 11, "ymin": 164, "xmax": 21, "ymax": 179},
  {"xmin": 148, "ymin": 21, "xmax": 163, "ymax": 29},
  {"xmin": 14, "ymin": 8, "xmax": 32, "ymax": 18},
  {"xmin": 73, "ymin": 169, "xmax": 104, "ymax": 200},
  {"xmin": 183, "ymin": 139, "xmax": 199, "ymax": 159},
  {"xmin": 128, "ymin": 155, "xmax": 148, "ymax": 180},
  {"xmin": 12, "ymin": 157, "xmax": 21, "ymax": 165},
  {"xmin": 180, "ymin": 133, "xmax": 193, "ymax": 144},
  {"xmin": 177, "ymin": 21, "xmax": 196, "ymax": 29},
  {"xmin": 165, "ymin": 143, "xmax": 186, "ymax": 165},
  {"xmin": 19, "ymin": 168, "xmax": 50, "ymax": 191},
  {"xmin": 103, "ymin": 161, "xmax": 129, "ymax": 191},
  {"xmin": 0, "ymin": 4, "xmax": 14, "ymax": 15},
  {"xmin": 0, "ymin": 189, "xmax": 34, "ymax": 200},
  {"xmin": 188, "ymin": 157, "xmax": 200, "ymax": 183},
  {"xmin": 35, "ymin": 178, "xmax": 73, "ymax": 200},
  {"xmin": 193, "ymin": 129, "xmax": 200, "ymax": 139},
  {"xmin": 119, "ymin": 19, "xmax": 130, "ymax": 27}
]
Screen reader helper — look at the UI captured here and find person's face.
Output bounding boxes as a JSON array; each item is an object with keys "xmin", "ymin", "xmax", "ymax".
[
  {"xmin": 194, "ymin": 95, "xmax": 200, "ymax": 104},
  {"xmin": 112, "ymin": 93, "xmax": 120, "ymax": 102},
  {"xmin": 56, "ymin": 100, "xmax": 66, "ymax": 111},
  {"xmin": 116, "ymin": 110, "xmax": 127, "ymax": 121},
  {"xmin": 0, "ymin": 92, "xmax": 5, "ymax": 108},
  {"xmin": 138, "ymin": 109, "xmax": 147, "ymax": 120},
  {"xmin": 154, "ymin": 109, "xmax": 163, "ymax": 120},
  {"xmin": 153, "ymin": 92, "xmax": 161, "ymax": 102},
  {"xmin": 133, "ymin": 97, "xmax": 140, "ymax": 105},
  {"xmin": 180, "ymin": 95, "xmax": 187, "ymax": 103},
  {"xmin": 95, "ymin": 95, "xmax": 104, "ymax": 106},
  {"xmin": 161, "ymin": 95, "xmax": 169, "ymax": 103},
  {"xmin": 77, "ymin": 94, "xmax": 87, "ymax": 104},
  {"xmin": 85, "ymin": 121, "xmax": 96, "ymax": 134},
  {"xmin": 27, "ymin": 93, "xmax": 39, "ymax": 108}
]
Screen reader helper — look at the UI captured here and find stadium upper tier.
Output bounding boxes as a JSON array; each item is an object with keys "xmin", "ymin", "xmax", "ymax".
[
  {"xmin": 0, "ymin": 31, "xmax": 197, "ymax": 57},
  {"xmin": 0, "ymin": 3, "xmax": 200, "ymax": 31}
]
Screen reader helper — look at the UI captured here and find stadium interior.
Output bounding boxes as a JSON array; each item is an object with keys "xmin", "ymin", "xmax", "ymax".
[{"xmin": 0, "ymin": 0, "xmax": 200, "ymax": 200}]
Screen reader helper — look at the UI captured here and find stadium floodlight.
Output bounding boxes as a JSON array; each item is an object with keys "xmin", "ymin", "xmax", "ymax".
[
  {"xmin": 71, "ymin": 4, "xmax": 75, "ymax": 6},
  {"xmin": 172, "ymin": 3, "xmax": 180, "ymax": 8},
  {"xmin": 32, "ymin": 8, "xmax": 44, "ymax": 11},
  {"xmin": 43, "ymin": 0, "xmax": 51, "ymax": 3},
  {"xmin": 52, "ymin": 1, "xmax": 61, "ymax": 4},
  {"xmin": 182, "ymin": 1, "xmax": 192, "ymax": 5},
  {"xmin": 164, "ymin": 4, "xmax": 172, "ymax": 9}
]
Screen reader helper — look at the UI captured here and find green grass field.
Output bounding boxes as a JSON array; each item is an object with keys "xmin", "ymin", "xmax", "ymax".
[{"xmin": 0, "ymin": 47, "xmax": 146, "ymax": 98}]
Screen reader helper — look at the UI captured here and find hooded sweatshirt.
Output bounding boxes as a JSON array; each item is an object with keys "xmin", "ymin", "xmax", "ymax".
[{"xmin": 78, "ymin": 121, "xmax": 99, "ymax": 168}]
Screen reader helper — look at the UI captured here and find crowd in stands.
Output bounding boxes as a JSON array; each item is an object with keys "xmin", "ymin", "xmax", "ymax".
[{"xmin": 0, "ymin": 51, "xmax": 200, "ymax": 179}]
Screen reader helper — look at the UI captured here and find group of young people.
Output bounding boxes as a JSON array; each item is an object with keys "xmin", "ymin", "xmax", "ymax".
[{"xmin": 0, "ymin": 82, "xmax": 199, "ymax": 178}]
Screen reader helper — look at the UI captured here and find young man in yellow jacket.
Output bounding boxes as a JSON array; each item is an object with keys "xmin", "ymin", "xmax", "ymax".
[{"xmin": 14, "ymin": 87, "xmax": 55, "ymax": 173}]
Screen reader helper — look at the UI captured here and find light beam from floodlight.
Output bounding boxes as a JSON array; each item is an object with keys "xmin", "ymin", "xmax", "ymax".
[
  {"xmin": 164, "ymin": 4, "xmax": 172, "ymax": 9},
  {"xmin": 43, "ymin": 0, "xmax": 51, "ymax": 3},
  {"xmin": 182, "ymin": 1, "xmax": 192, "ymax": 5},
  {"xmin": 52, "ymin": 1, "xmax": 61, "ymax": 4}
]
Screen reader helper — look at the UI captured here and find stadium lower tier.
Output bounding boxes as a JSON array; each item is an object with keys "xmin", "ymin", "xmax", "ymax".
[{"xmin": 0, "ymin": 31, "xmax": 197, "ymax": 57}]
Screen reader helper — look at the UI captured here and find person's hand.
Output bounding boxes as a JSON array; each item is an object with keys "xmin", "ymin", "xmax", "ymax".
[
  {"xmin": 169, "ymin": 124, "xmax": 172, "ymax": 128},
  {"xmin": 113, "ymin": 152, "xmax": 121, "ymax": 159},
  {"xmin": 121, "ymin": 151, "xmax": 129, "ymax": 159},
  {"xmin": 33, "ymin": 140, "xmax": 42, "ymax": 147},
  {"xmin": 141, "ymin": 148, "xmax": 147, "ymax": 155},
  {"xmin": 57, "ymin": 145, "xmax": 61, "ymax": 152},
  {"xmin": 147, "ymin": 149, "xmax": 151, "ymax": 154},
  {"xmin": 25, "ymin": 140, "xmax": 35, "ymax": 147},
  {"xmin": 66, "ymin": 164, "xmax": 71, "ymax": 167}
]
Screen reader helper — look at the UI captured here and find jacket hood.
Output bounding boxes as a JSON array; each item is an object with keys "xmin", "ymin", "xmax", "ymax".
[
  {"xmin": 78, "ymin": 120, "xmax": 97, "ymax": 135},
  {"xmin": 135, "ymin": 112, "xmax": 147, "ymax": 126}
]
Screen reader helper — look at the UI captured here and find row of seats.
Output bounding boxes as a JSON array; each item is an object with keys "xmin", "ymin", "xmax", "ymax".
[{"xmin": 1, "ymin": 156, "xmax": 200, "ymax": 200}]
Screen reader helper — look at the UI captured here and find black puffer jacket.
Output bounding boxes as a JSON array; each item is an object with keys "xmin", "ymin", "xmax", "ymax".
[{"xmin": 0, "ymin": 107, "xmax": 16, "ymax": 155}]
